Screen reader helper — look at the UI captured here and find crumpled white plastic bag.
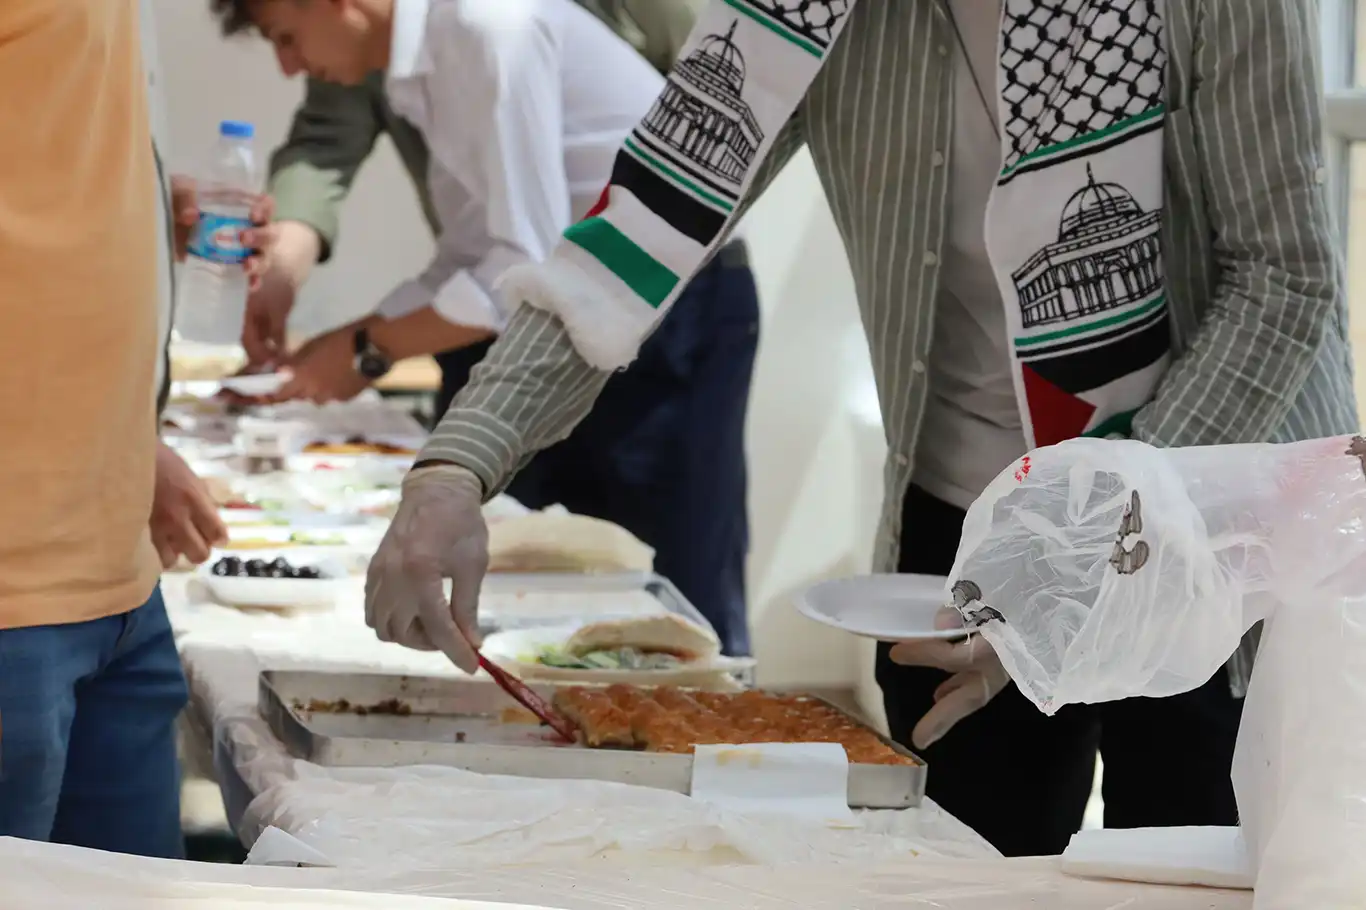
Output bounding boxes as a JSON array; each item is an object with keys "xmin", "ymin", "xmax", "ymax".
[{"xmin": 945, "ymin": 435, "xmax": 1366, "ymax": 909}]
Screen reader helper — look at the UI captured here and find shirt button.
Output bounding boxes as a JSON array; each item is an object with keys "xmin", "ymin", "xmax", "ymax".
[
  {"xmin": 924, "ymin": 252, "xmax": 939, "ymax": 266},
  {"xmin": 894, "ymin": 453, "xmax": 910, "ymax": 467},
  {"xmin": 912, "ymin": 360, "xmax": 926, "ymax": 374},
  {"xmin": 931, "ymin": 151, "xmax": 945, "ymax": 166},
  {"xmin": 1315, "ymin": 166, "xmax": 1328, "ymax": 184},
  {"xmin": 937, "ymin": 45, "xmax": 949, "ymax": 56}
]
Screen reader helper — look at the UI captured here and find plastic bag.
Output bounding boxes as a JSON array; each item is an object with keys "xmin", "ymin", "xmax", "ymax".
[{"xmin": 946, "ymin": 435, "xmax": 1366, "ymax": 908}]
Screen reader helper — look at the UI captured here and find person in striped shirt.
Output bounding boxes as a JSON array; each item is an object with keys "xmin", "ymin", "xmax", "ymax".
[{"xmin": 364, "ymin": 1, "xmax": 1357, "ymax": 856}]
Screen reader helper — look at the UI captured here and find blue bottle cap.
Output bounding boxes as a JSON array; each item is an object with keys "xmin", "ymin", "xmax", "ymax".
[{"xmin": 220, "ymin": 120, "xmax": 255, "ymax": 139}]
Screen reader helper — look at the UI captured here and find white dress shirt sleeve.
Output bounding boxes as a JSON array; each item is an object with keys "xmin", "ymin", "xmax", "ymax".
[{"xmin": 376, "ymin": 6, "xmax": 569, "ymax": 331}]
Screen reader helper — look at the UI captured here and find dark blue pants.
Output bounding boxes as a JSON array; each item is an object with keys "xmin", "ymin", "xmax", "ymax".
[
  {"xmin": 437, "ymin": 245, "xmax": 758, "ymax": 655},
  {"xmin": 0, "ymin": 585, "xmax": 189, "ymax": 857}
]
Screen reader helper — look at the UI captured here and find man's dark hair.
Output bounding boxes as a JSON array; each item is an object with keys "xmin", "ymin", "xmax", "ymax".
[{"xmin": 210, "ymin": 0, "xmax": 257, "ymax": 36}]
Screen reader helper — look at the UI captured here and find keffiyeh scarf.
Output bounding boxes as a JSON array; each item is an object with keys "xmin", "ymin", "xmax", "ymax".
[{"xmin": 502, "ymin": 0, "xmax": 1170, "ymax": 447}]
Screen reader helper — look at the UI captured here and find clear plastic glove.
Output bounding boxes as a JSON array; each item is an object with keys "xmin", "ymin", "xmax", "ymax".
[
  {"xmin": 364, "ymin": 464, "xmax": 488, "ymax": 672},
  {"xmin": 888, "ymin": 608, "xmax": 1010, "ymax": 750}
]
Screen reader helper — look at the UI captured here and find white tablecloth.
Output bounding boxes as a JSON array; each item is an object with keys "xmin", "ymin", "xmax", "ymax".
[
  {"xmin": 1, "ymin": 836, "xmax": 1252, "ymax": 910},
  {"xmin": 164, "ymin": 576, "xmax": 998, "ymax": 870}
]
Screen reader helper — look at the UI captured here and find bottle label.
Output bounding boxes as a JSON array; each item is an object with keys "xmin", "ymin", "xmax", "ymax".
[{"xmin": 188, "ymin": 212, "xmax": 252, "ymax": 264}]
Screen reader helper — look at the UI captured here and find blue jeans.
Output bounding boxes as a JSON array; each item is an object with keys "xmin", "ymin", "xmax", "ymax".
[{"xmin": 0, "ymin": 585, "xmax": 188, "ymax": 858}]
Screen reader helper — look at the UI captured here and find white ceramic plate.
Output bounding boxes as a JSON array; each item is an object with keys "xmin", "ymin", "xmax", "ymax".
[
  {"xmin": 287, "ymin": 453, "xmax": 415, "ymax": 473},
  {"xmin": 198, "ymin": 551, "xmax": 349, "ymax": 610},
  {"xmin": 481, "ymin": 626, "xmax": 755, "ymax": 687},
  {"xmin": 222, "ymin": 524, "xmax": 380, "ymax": 550},
  {"xmin": 794, "ymin": 574, "xmax": 967, "ymax": 641},
  {"xmin": 219, "ymin": 372, "xmax": 290, "ymax": 397},
  {"xmin": 218, "ymin": 508, "xmax": 367, "ymax": 530}
]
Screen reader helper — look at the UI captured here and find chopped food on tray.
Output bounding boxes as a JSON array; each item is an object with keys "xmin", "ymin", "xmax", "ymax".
[
  {"xmin": 553, "ymin": 684, "xmax": 917, "ymax": 765},
  {"xmin": 303, "ymin": 436, "xmax": 416, "ymax": 456},
  {"xmin": 522, "ymin": 615, "xmax": 721, "ymax": 671},
  {"xmin": 211, "ymin": 556, "xmax": 324, "ymax": 580},
  {"xmin": 225, "ymin": 532, "xmax": 346, "ymax": 550},
  {"xmin": 293, "ymin": 697, "xmax": 412, "ymax": 716},
  {"xmin": 533, "ymin": 646, "xmax": 684, "ymax": 670}
]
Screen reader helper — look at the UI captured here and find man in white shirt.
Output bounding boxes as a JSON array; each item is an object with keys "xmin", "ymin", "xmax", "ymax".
[{"xmin": 211, "ymin": 0, "xmax": 759, "ymax": 655}]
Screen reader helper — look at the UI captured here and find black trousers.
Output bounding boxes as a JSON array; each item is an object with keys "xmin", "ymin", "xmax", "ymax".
[
  {"xmin": 876, "ymin": 485, "xmax": 1243, "ymax": 857},
  {"xmin": 435, "ymin": 244, "xmax": 758, "ymax": 656}
]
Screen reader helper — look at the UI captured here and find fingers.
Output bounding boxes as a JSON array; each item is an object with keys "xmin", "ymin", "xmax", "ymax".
[
  {"xmin": 241, "ymin": 325, "xmax": 280, "ymax": 370},
  {"xmin": 250, "ymin": 193, "xmax": 275, "ymax": 226},
  {"xmin": 192, "ymin": 494, "xmax": 229, "ymax": 549},
  {"xmin": 888, "ymin": 634, "xmax": 984, "ymax": 674},
  {"xmin": 242, "ymin": 195, "xmax": 280, "ymax": 291},
  {"xmin": 932, "ymin": 606, "xmax": 965, "ymax": 631},
  {"xmin": 171, "ymin": 519, "xmax": 213, "ymax": 566},
  {"xmin": 366, "ymin": 556, "xmax": 448, "ymax": 653},
  {"xmin": 242, "ymin": 301, "xmax": 287, "ymax": 368},
  {"xmin": 447, "ymin": 546, "xmax": 485, "ymax": 652},
  {"xmin": 417, "ymin": 576, "xmax": 480, "ymax": 673},
  {"xmin": 270, "ymin": 373, "xmax": 313, "ymax": 404},
  {"xmin": 911, "ymin": 673, "xmax": 994, "ymax": 750},
  {"xmin": 170, "ymin": 177, "xmax": 199, "ymax": 263},
  {"xmin": 152, "ymin": 530, "xmax": 178, "ymax": 571},
  {"xmin": 364, "ymin": 562, "xmax": 382, "ymax": 633},
  {"xmin": 241, "ymin": 224, "xmax": 276, "ymax": 292}
]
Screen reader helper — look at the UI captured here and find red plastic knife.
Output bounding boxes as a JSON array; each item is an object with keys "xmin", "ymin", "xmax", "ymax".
[{"xmin": 477, "ymin": 654, "xmax": 578, "ymax": 743}]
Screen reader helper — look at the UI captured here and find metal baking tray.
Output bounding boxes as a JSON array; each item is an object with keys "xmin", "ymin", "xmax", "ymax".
[{"xmin": 259, "ymin": 670, "xmax": 927, "ymax": 809}]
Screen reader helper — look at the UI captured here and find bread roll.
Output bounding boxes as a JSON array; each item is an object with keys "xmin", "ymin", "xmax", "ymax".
[
  {"xmin": 486, "ymin": 512, "xmax": 654, "ymax": 574},
  {"xmin": 566, "ymin": 614, "xmax": 720, "ymax": 663}
]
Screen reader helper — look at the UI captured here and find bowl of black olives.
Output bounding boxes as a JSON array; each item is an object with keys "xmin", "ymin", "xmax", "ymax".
[{"xmin": 199, "ymin": 553, "xmax": 345, "ymax": 609}]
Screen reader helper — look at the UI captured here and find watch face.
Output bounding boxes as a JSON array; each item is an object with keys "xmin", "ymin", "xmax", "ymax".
[{"xmin": 358, "ymin": 351, "xmax": 391, "ymax": 380}]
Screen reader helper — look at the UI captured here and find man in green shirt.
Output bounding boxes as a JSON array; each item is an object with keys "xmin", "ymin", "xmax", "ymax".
[{"xmin": 217, "ymin": 0, "xmax": 756, "ymax": 655}]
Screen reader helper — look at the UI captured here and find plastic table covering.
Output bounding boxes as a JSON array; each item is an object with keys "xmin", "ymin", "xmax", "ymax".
[
  {"xmin": 0, "ymin": 837, "xmax": 1251, "ymax": 910},
  {"xmin": 163, "ymin": 576, "xmax": 998, "ymax": 869}
]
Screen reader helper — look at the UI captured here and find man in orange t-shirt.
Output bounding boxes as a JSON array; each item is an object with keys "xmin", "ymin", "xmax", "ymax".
[{"xmin": 0, "ymin": 0, "xmax": 272, "ymax": 858}]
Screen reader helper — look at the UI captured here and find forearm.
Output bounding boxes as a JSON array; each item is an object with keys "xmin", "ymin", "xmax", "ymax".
[
  {"xmin": 266, "ymin": 76, "xmax": 383, "ymax": 262},
  {"xmin": 367, "ymin": 306, "xmax": 495, "ymax": 361},
  {"xmin": 268, "ymin": 164, "xmax": 345, "ymax": 262},
  {"xmin": 420, "ymin": 305, "xmax": 609, "ymax": 495},
  {"xmin": 1131, "ymin": 310, "xmax": 1328, "ymax": 448},
  {"xmin": 1133, "ymin": 0, "xmax": 1340, "ymax": 448}
]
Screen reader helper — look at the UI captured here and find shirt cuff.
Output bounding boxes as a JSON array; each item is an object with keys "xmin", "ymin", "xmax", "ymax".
[
  {"xmin": 420, "ymin": 408, "xmax": 524, "ymax": 497},
  {"xmin": 415, "ymin": 304, "xmax": 610, "ymax": 498},
  {"xmin": 432, "ymin": 270, "xmax": 505, "ymax": 331},
  {"xmin": 375, "ymin": 279, "xmax": 435, "ymax": 321}
]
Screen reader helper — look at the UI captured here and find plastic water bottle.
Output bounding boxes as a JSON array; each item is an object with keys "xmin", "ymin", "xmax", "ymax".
[{"xmin": 174, "ymin": 120, "xmax": 260, "ymax": 344}]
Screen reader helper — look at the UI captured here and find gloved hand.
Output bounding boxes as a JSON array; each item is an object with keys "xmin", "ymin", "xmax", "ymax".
[
  {"xmin": 888, "ymin": 608, "xmax": 1011, "ymax": 750},
  {"xmin": 365, "ymin": 464, "xmax": 488, "ymax": 672}
]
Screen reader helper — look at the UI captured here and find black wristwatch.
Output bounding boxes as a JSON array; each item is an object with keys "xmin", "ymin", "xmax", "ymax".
[{"xmin": 353, "ymin": 327, "xmax": 393, "ymax": 381}]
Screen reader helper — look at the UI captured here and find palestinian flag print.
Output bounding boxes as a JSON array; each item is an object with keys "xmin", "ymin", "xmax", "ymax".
[
  {"xmin": 562, "ymin": 1, "xmax": 855, "ymax": 311},
  {"xmin": 986, "ymin": 0, "xmax": 1171, "ymax": 448}
]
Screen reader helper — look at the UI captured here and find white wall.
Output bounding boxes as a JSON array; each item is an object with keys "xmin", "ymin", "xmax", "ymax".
[{"xmin": 153, "ymin": 1, "xmax": 888, "ymax": 691}]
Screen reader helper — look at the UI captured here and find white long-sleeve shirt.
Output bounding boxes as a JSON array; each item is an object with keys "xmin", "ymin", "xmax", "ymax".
[{"xmin": 377, "ymin": 0, "xmax": 665, "ymax": 331}]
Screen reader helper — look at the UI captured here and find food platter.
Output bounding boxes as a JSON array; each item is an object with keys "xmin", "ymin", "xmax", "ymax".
[
  {"xmin": 199, "ymin": 552, "xmax": 350, "ymax": 610},
  {"xmin": 259, "ymin": 670, "xmax": 926, "ymax": 809},
  {"xmin": 481, "ymin": 625, "xmax": 753, "ymax": 689}
]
